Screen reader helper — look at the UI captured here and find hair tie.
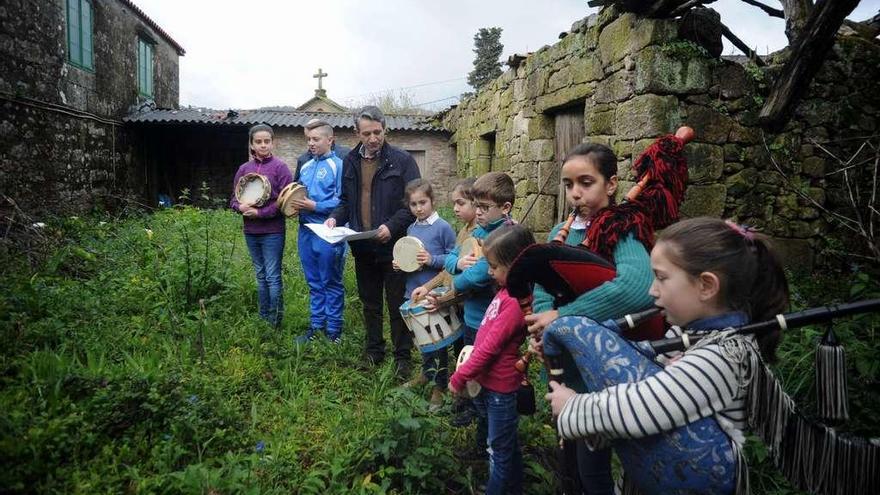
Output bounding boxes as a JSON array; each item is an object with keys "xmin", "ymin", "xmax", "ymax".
[{"xmin": 725, "ymin": 220, "xmax": 756, "ymax": 242}]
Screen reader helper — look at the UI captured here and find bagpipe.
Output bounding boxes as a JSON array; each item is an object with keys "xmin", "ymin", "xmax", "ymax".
[
  {"xmin": 544, "ymin": 301, "xmax": 880, "ymax": 495},
  {"xmin": 507, "ymin": 126, "xmax": 694, "ymax": 374}
]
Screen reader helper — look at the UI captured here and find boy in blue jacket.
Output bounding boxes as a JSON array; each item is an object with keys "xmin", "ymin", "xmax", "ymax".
[
  {"xmin": 293, "ymin": 121, "xmax": 346, "ymax": 343},
  {"xmin": 433, "ymin": 172, "xmax": 515, "ymax": 426}
]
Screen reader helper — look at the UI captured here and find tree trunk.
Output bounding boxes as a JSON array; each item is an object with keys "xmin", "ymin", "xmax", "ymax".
[{"xmin": 780, "ymin": 0, "xmax": 814, "ymax": 42}]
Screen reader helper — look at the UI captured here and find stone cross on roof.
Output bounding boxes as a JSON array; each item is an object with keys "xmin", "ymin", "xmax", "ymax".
[{"xmin": 313, "ymin": 68, "xmax": 328, "ymax": 95}]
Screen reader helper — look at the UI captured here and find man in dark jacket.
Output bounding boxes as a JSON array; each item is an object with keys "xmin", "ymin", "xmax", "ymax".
[{"xmin": 326, "ymin": 106, "xmax": 420, "ymax": 378}]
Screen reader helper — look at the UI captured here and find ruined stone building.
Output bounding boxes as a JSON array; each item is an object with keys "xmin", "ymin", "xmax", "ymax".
[
  {"xmin": 1, "ymin": 0, "xmax": 184, "ymax": 215},
  {"xmin": 441, "ymin": 8, "xmax": 880, "ymax": 268},
  {"xmin": 1, "ymin": 2, "xmax": 458, "ymax": 216}
]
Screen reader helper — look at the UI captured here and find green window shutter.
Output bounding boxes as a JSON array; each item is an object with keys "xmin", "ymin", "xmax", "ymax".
[
  {"xmin": 138, "ymin": 38, "xmax": 153, "ymax": 97},
  {"xmin": 81, "ymin": 0, "xmax": 93, "ymax": 69},
  {"xmin": 67, "ymin": 0, "xmax": 82, "ymax": 66},
  {"xmin": 146, "ymin": 43, "xmax": 153, "ymax": 97}
]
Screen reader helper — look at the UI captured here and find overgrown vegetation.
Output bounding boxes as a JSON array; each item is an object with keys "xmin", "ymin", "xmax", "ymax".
[{"xmin": 1, "ymin": 207, "xmax": 877, "ymax": 493}]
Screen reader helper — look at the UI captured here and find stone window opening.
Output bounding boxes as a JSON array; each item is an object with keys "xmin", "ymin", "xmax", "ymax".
[
  {"xmin": 478, "ymin": 131, "xmax": 496, "ymax": 174},
  {"xmin": 66, "ymin": 0, "xmax": 94, "ymax": 71},
  {"xmin": 137, "ymin": 36, "xmax": 155, "ymax": 98}
]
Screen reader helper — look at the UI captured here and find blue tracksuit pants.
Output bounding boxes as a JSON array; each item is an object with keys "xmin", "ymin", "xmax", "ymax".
[{"xmin": 298, "ymin": 225, "xmax": 345, "ymax": 337}]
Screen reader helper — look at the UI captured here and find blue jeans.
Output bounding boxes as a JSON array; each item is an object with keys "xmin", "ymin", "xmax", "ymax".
[
  {"xmin": 244, "ymin": 232, "xmax": 285, "ymax": 328},
  {"xmin": 473, "ymin": 389, "xmax": 523, "ymax": 495},
  {"xmin": 298, "ymin": 226, "xmax": 346, "ymax": 337},
  {"xmin": 421, "ymin": 348, "xmax": 449, "ymax": 388}
]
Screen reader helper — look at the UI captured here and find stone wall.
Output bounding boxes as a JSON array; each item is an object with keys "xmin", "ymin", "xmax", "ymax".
[
  {"xmin": 441, "ymin": 8, "xmax": 880, "ymax": 267},
  {"xmin": 0, "ymin": 0, "xmax": 181, "ymax": 217}
]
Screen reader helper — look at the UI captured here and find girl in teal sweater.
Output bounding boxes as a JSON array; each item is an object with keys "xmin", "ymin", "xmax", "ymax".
[{"xmin": 528, "ymin": 143, "xmax": 655, "ymax": 494}]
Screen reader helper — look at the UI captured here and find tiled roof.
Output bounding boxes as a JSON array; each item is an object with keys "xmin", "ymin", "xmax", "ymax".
[
  {"xmin": 124, "ymin": 108, "xmax": 445, "ymax": 132},
  {"xmin": 121, "ymin": 0, "xmax": 185, "ymax": 55}
]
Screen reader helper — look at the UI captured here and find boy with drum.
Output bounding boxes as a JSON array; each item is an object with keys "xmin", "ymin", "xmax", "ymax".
[{"xmin": 230, "ymin": 124, "xmax": 293, "ymax": 329}]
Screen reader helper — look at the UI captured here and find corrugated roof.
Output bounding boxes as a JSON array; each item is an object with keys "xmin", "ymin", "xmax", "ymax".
[{"xmin": 124, "ymin": 108, "xmax": 445, "ymax": 132}]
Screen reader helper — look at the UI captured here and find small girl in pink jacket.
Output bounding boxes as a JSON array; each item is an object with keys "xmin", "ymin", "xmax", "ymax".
[{"xmin": 449, "ymin": 224, "xmax": 534, "ymax": 495}]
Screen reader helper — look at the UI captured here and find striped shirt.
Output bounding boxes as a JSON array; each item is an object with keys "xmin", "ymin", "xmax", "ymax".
[{"xmin": 557, "ymin": 316, "xmax": 750, "ymax": 447}]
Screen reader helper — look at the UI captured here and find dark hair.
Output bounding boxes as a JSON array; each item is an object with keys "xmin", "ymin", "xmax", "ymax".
[
  {"xmin": 354, "ymin": 105, "xmax": 386, "ymax": 130},
  {"xmin": 563, "ymin": 143, "xmax": 617, "ymax": 182},
  {"xmin": 657, "ymin": 217, "xmax": 790, "ymax": 361},
  {"xmin": 453, "ymin": 177, "xmax": 477, "ymax": 201},
  {"xmin": 404, "ymin": 178, "xmax": 434, "ymax": 203},
  {"xmin": 482, "ymin": 224, "xmax": 535, "ymax": 268},
  {"xmin": 472, "ymin": 172, "xmax": 515, "ymax": 206},
  {"xmin": 248, "ymin": 123, "xmax": 274, "ymax": 142}
]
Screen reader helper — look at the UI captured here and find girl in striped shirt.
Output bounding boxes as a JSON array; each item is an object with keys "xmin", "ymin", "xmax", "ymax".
[{"xmin": 544, "ymin": 217, "xmax": 790, "ymax": 494}]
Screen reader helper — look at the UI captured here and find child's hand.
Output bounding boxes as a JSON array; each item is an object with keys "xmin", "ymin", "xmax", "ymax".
[
  {"xmin": 525, "ymin": 310, "xmax": 559, "ymax": 335},
  {"xmin": 423, "ymin": 294, "xmax": 439, "ymax": 312},
  {"xmin": 545, "ymin": 381, "xmax": 576, "ymax": 417},
  {"xmin": 416, "ymin": 249, "xmax": 432, "ymax": 266},
  {"xmin": 528, "ymin": 336, "xmax": 544, "ymax": 359},
  {"xmin": 292, "ymin": 198, "xmax": 316, "ymax": 211},
  {"xmin": 457, "ymin": 254, "xmax": 478, "ymax": 271},
  {"xmin": 392, "ymin": 260, "xmax": 400, "ymax": 271},
  {"xmin": 448, "ymin": 382, "xmax": 460, "ymax": 396},
  {"xmin": 239, "ymin": 203, "xmax": 258, "ymax": 217},
  {"xmin": 324, "ymin": 218, "xmax": 337, "ymax": 229},
  {"xmin": 411, "ymin": 286, "xmax": 429, "ymax": 302}
]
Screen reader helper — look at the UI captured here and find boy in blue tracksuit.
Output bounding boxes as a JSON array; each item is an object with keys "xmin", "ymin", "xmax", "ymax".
[{"xmin": 294, "ymin": 121, "xmax": 346, "ymax": 343}]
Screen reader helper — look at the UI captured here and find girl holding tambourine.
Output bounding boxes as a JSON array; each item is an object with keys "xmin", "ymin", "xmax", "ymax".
[{"xmin": 230, "ymin": 124, "xmax": 292, "ymax": 329}]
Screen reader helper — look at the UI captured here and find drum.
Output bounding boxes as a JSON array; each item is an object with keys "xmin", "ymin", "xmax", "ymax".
[
  {"xmin": 235, "ymin": 173, "xmax": 271, "ymax": 207},
  {"xmin": 399, "ymin": 287, "xmax": 462, "ymax": 353},
  {"xmin": 455, "ymin": 345, "xmax": 482, "ymax": 398},
  {"xmin": 276, "ymin": 183, "xmax": 308, "ymax": 217},
  {"xmin": 393, "ymin": 236, "xmax": 424, "ymax": 272}
]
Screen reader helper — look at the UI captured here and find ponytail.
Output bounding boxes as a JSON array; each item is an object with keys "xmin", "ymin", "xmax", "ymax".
[{"xmin": 658, "ymin": 217, "xmax": 790, "ymax": 361}]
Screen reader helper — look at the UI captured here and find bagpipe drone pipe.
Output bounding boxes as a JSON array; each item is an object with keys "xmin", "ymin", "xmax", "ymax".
[
  {"xmin": 507, "ymin": 126, "xmax": 695, "ymax": 373},
  {"xmin": 541, "ymin": 301, "xmax": 880, "ymax": 495}
]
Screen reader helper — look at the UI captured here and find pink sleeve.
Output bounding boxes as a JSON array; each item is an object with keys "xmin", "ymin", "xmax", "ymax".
[{"xmin": 450, "ymin": 296, "xmax": 522, "ymax": 390}]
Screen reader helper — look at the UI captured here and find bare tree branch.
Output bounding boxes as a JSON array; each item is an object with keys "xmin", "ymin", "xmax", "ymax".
[
  {"xmin": 740, "ymin": 0, "xmax": 784, "ymax": 18},
  {"xmin": 720, "ymin": 23, "xmax": 766, "ymax": 66}
]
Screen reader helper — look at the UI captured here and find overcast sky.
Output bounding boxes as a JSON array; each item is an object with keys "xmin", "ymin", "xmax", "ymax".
[{"xmin": 133, "ymin": 0, "xmax": 879, "ymax": 111}]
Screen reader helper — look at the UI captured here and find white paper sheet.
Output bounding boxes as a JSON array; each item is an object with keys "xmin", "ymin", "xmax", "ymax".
[{"xmin": 305, "ymin": 223, "xmax": 378, "ymax": 244}]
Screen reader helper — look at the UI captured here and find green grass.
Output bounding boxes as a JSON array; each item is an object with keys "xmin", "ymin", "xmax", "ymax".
[{"xmin": 1, "ymin": 207, "xmax": 877, "ymax": 493}]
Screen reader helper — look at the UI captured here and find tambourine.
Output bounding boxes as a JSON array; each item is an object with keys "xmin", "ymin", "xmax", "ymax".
[
  {"xmin": 235, "ymin": 173, "xmax": 271, "ymax": 207},
  {"xmin": 461, "ymin": 236, "xmax": 482, "ymax": 259},
  {"xmin": 455, "ymin": 345, "xmax": 482, "ymax": 398},
  {"xmin": 393, "ymin": 236, "xmax": 424, "ymax": 272},
  {"xmin": 276, "ymin": 183, "xmax": 308, "ymax": 217}
]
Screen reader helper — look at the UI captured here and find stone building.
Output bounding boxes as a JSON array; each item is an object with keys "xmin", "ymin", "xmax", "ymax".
[
  {"xmin": 124, "ymin": 108, "xmax": 458, "ymax": 207},
  {"xmin": 0, "ymin": 0, "xmax": 184, "ymax": 216},
  {"xmin": 441, "ymin": 8, "xmax": 880, "ymax": 267}
]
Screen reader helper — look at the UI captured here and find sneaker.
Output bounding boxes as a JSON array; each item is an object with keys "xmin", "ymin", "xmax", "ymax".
[
  {"xmin": 428, "ymin": 387, "xmax": 444, "ymax": 412},
  {"xmin": 402, "ymin": 374, "xmax": 428, "ymax": 389},
  {"xmin": 395, "ymin": 362, "xmax": 413, "ymax": 382},
  {"xmin": 328, "ymin": 335, "xmax": 342, "ymax": 345},
  {"xmin": 294, "ymin": 328, "xmax": 320, "ymax": 345}
]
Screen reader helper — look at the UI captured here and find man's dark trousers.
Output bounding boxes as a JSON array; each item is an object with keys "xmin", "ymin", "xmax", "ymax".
[{"xmin": 354, "ymin": 256, "xmax": 412, "ymax": 369}]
